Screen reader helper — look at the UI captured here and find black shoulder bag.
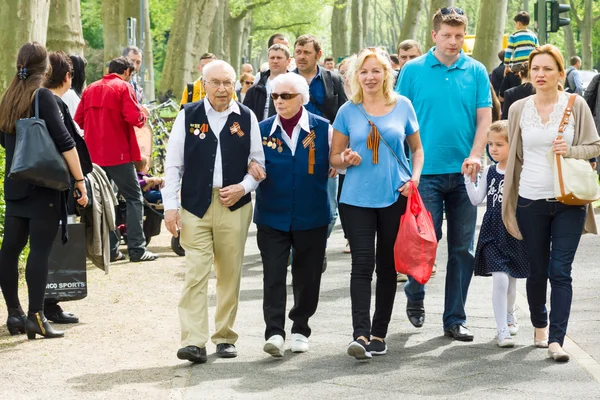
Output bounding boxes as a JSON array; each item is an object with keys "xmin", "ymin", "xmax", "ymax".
[{"xmin": 9, "ymin": 89, "xmax": 71, "ymax": 191}]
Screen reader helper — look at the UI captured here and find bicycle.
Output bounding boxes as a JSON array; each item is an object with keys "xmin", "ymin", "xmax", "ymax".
[{"xmin": 145, "ymin": 98, "xmax": 179, "ymax": 175}]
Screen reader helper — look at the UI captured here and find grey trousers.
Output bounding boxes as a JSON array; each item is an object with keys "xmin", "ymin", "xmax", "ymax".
[{"xmin": 102, "ymin": 163, "xmax": 146, "ymax": 258}]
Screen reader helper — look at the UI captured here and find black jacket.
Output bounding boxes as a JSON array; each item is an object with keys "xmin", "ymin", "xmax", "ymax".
[
  {"xmin": 502, "ymin": 83, "xmax": 534, "ymax": 120},
  {"xmin": 308, "ymin": 66, "xmax": 347, "ymax": 123},
  {"xmin": 491, "ymin": 62, "xmax": 505, "ymax": 97},
  {"xmin": 242, "ymin": 70, "xmax": 276, "ymax": 122}
]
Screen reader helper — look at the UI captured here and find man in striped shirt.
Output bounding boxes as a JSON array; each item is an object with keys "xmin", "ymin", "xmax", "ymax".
[{"xmin": 504, "ymin": 11, "xmax": 538, "ymax": 75}]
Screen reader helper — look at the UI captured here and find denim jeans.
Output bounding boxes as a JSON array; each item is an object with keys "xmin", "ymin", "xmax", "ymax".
[
  {"xmin": 404, "ymin": 173, "xmax": 477, "ymax": 330},
  {"xmin": 326, "ymin": 175, "xmax": 339, "ymax": 240},
  {"xmin": 515, "ymin": 196, "xmax": 586, "ymax": 347},
  {"xmin": 102, "ymin": 163, "xmax": 146, "ymax": 259}
]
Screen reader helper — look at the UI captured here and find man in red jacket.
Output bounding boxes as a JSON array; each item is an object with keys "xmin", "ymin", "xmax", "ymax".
[{"xmin": 75, "ymin": 57, "xmax": 158, "ymax": 262}]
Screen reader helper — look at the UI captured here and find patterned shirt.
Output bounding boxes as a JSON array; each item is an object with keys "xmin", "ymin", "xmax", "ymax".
[{"xmin": 504, "ymin": 29, "xmax": 539, "ymax": 65}]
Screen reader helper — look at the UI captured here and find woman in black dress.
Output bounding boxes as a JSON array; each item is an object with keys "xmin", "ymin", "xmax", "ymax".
[
  {"xmin": 0, "ymin": 42, "xmax": 88, "ymax": 339},
  {"xmin": 502, "ymin": 62, "xmax": 533, "ymax": 120},
  {"xmin": 41, "ymin": 51, "xmax": 93, "ymax": 325}
]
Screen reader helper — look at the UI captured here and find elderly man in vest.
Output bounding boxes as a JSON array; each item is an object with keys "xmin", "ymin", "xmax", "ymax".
[
  {"xmin": 163, "ymin": 60, "xmax": 265, "ymax": 363},
  {"xmin": 254, "ymin": 73, "xmax": 332, "ymax": 357}
]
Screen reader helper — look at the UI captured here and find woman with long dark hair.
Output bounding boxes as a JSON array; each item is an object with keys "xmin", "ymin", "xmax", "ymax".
[
  {"xmin": 62, "ymin": 54, "xmax": 87, "ymax": 133},
  {"xmin": 0, "ymin": 42, "xmax": 88, "ymax": 339}
]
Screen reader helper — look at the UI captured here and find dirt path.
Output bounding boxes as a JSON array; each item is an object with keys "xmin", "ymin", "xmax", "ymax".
[{"xmin": 0, "ymin": 230, "xmax": 186, "ymax": 400}]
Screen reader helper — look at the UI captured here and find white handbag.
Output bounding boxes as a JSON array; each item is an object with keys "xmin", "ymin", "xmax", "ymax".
[{"xmin": 548, "ymin": 94, "xmax": 600, "ymax": 205}]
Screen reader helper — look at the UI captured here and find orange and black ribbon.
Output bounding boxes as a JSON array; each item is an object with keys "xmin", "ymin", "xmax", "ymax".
[
  {"xmin": 308, "ymin": 142, "xmax": 315, "ymax": 175},
  {"xmin": 366, "ymin": 120, "xmax": 380, "ymax": 164}
]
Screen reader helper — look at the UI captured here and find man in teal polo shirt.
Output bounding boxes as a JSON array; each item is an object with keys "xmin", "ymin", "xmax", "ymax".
[{"xmin": 396, "ymin": 7, "xmax": 492, "ymax": 341}]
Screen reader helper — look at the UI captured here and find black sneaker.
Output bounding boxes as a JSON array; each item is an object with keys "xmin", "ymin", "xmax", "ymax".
[
  {"xmin": 347, "ymin": 338, "xmax": 372, "ymax": 360},
  {"xmin": 367, "ymin": 339, "xmax": 387, "ymax": 356},
  {"xmin": 130, "ymin": 251, "xmax": 159, "ymax": 262}
]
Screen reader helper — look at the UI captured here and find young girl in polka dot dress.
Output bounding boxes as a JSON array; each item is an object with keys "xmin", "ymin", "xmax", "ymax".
[{"xmin": 465, "ymin": 121, "xmax": 529, "ymax": 348}]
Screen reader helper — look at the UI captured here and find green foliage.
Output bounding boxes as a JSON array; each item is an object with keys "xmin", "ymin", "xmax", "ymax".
[
  {"xmin": 148, "ymin": 0, "xmax": 178, "ymax": 90},
  {"xmin": 81, "ymin": 0, "xmax": 104, "ymax": 50}
]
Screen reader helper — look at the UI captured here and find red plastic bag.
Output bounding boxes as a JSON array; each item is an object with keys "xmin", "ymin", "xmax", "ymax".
[{"xmin": 394, "ymin": 182, "xmax": 438, "ymax": 284}]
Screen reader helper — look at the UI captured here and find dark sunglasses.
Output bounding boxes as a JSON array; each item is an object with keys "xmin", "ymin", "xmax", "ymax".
[
  {"xmin": 440, "ymin": 7, "xmax": 464, "ymax": 15},
  {"xmin": 244, "ymin": 81, "xmax": 254, "ymax": 85},
  {"xmin": 271, "ymin": 93, "xmax": 301, "ymax": 100}
]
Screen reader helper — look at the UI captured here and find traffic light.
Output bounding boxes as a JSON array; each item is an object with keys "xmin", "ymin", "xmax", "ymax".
[{"xmin": 549, "ymin": 0, "xmax": 570, "ymax": 33}]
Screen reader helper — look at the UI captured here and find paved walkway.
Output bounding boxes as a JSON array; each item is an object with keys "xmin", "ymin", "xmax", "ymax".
[{"xmin": 1, "ymin": 206, "xmax": 599, "ymax": 400}]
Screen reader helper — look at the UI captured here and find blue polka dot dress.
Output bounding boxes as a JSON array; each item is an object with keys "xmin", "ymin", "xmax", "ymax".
[{"xmin": 474, "ymin": 165, "xmax": 529, "ymax": 278}]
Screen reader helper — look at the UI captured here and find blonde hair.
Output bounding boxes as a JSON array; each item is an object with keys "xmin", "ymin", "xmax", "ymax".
[
  {"xmin": 488, "ymin": 120, "xmax": 508, "ymax": 142},
  {"xmin": 349, "ymin": 48, "xmax": 397, "ymax": 106}
]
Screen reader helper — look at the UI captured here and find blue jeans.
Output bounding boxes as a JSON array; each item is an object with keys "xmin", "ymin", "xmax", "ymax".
[
  {"xmin": 404, "ymin": 173, "xmax": 477, "ymax": 330},
  {"xmin": 515, "ymin": 196, "xmax": 586, "ymax": 347},
  {"xmin": 327, "ymin": 176, "xmax": 339, "ymax": 240}
]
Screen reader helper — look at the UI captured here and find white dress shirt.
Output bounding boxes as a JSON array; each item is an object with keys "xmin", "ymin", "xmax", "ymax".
[
  {"xmin": 62, "ymin": 88, "xmax": 83, "ymax": 136},
  {"xmin": 269, "ymin": 107, "xmax": 332, "ymax": 156},
  {"xmin": 162, "ymin": 99, "xmax": 265, "ymax": 211}
]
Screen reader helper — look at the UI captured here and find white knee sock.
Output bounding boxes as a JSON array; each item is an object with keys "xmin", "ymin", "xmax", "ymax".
[
  {"xmin": 492, "ymin": 272, "xmax": 510, "ymax": 333},
  {"xmin": 507, "ymin": 276, "xmax": 517, "ymax": 315}
]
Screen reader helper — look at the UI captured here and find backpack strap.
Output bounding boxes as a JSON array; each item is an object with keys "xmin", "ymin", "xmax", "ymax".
[{"xmin": 187, "ymin": 82, "xmax": 194, "ymax": 103}]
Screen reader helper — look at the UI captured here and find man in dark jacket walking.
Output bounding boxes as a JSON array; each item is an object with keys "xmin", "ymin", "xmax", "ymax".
[
  {"xmin": 243, "ymin": 44, "xmax": 291, "ymax": 122},
  {"xmin": 75, "ymin": 57, "xmax": 158, "ymax": 262}
]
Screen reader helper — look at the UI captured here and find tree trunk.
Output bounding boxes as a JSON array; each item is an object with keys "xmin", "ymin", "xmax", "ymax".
[
  {"xmin": 559, "ymin": 0, "xmax": 576, "ymax": 60},
  {"xmin": 580, "ymin": 0, "xmax": 594, "ymax": 69},
  {"xmin": 141, "ymin": 0, "xmax": 155, "ymax": 101},
  {"xmin": 0, "ymin": 0, "xmax": 50, "ymax": 94},
  {"xmin": 209, "ymin": 0, "xmax": 226, "ymax": 60},
  {"xmin": 425, "ymin": 0, "xmax": 453, "ymax": 51},
  {"xmin": 159, "ymin": 0, "xmax": 218, "ymax": 98},
  {"xmin": 229, "ymin": 16, "xmax": 245, "ymax": 74},
  {"xmin": 46, "ymin": 0, "xmax": 85, "ymax": 55},
  {"xmin": 102, "ymin": 1, "xmax": 127, "ymax": 66},
  {"xmin": 331, "ymin": 0, "xmax": 349, "ymax": 60},
  {"xmin": 350, "ymin": 0, "xmax": 363, "ymax": 53},
  {"xmin": 362, "ymin": 0, "xmax": 369, "ymax": 46},
  {"xmin": 399, "ymin": 0, "xmax": 424, "ymax": 44},
  {"xmin": 471, "ymin": 0, "xmax": 508, "ymax": 72}
]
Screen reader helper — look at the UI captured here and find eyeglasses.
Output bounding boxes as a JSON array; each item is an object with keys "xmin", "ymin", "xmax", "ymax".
[
  {"xmin": 206, "ymin": 80, "xmax": 234, "ymax": 89},
  {"xmin": 440, "ymin": 7, "xmax": 464, "ymax": 15},
  {"xmin": 271, "ymin": 93, "xmax": 301, "ymax": 100},
  {"xmin": 244, "ymin": 81, "xmax": 254, "ymax": 85}
]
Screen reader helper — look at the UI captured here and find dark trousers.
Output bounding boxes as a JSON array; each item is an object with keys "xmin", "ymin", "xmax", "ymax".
[
  {"xmin": 0, "ymin": 215, "xmax": 59, "ymax": 313},
  {"xmin": 341, "ymin": 196, "xmax": 407, "ymax": 340},
  {"xmin": 257, "ymin": 224, "xmax": 328, "ymax": 340},
  {"xmin": 337, "ymin": 173, "xmax": 347, "ymax": 239},
  {"xmin": 516, "ymin": 196, "xmax": 587, "ymax": 347},
  {"xmin": 102, "ymin": 163, "xmax": 146, "ymax": 258}
]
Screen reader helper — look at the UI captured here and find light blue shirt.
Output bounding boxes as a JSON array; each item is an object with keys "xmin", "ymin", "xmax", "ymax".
[
  {"xmin": 396, "ymin": 48, "xmax": 492, "ymax": 175},
  {"xmin": 332, "ymin": 97, "xmax": 418, "ymax": 208}
]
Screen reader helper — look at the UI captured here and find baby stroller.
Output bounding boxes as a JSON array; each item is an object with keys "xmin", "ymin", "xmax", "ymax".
[{"xmin": 115, "ymin": 192, "xmax": 185, "ymax": 256}]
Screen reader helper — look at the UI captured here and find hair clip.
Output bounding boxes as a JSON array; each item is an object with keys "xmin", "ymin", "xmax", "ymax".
[{"xmin": 17, "ymin": 67, "xmax": 28, "ymax": 80}]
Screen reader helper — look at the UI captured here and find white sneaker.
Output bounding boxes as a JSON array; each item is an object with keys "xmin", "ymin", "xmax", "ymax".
[
  {"xmin": 507, "ymin": 309, "xmax": 519, "ymax": 335},
  {"xmin": 396, "ymin": 273, "xmax": 408, "ymax": 282},
  {"xmin": 263, "ymin": 335, "xmax": 285, "ymax": 357},
  {"xmin": 497, "ymin": 329, "xmax": 515, "ymax": 348},
  {"xmin": 290, "ymin": 333, "xmax": 309, "ymax": 353}
]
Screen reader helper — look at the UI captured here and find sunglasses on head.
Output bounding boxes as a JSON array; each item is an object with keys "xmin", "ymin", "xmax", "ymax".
[
  {"xmin": 440, "ymin": 6, "xmax": 464, "ymax": 15},
  {"xmin": 271, "ymin": 93, "xmax": 301, "ymax": 100}
]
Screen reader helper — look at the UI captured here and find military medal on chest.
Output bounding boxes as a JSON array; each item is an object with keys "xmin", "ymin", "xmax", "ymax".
[
  {"xmin": 276, "ymin": 139, "xmax": 283, "ymax": 153},
  {"xmin": 190, "ymin": 123, "xmax": 208, "ymax": 139}
]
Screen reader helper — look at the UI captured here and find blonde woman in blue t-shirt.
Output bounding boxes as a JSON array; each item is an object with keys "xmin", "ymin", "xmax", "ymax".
[{"xmin": 330, "ymin": 47, "xmax": 424, "ymax": 361}]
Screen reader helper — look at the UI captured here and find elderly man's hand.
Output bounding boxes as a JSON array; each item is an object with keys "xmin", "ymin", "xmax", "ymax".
[
  {"xmin": 165, "ymin": 209, "xmax": 181, "ymax": 237},
  {"xmin": 248, "ymin": 160, "xmax": 266, "ymax": 181},
  {"xmin": 220, "ymin": 184, "xmax": 245, "ymax": 207}
]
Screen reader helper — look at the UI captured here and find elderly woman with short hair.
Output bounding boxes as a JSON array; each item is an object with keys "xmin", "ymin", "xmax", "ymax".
[
  {"xmin": 330, "ymin": 48, "xmax": 424, "ymax": 361},
  {"xmin": 255, "ymin": 73, "xmax": 332, "ymax": 358}
]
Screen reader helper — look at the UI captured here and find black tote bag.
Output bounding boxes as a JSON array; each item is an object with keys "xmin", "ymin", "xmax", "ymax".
[{"xmin": 8, "ymin": 90, "xmax": 70, "ymax": 191}]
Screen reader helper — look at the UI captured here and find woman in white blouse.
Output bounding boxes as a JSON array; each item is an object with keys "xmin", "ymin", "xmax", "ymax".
[
  {"xmin": 62, "ymin": 54, "xmax": 87, "ymax": 135},
  {"xmin": 502, "ymin": 45, "xmax": 600, "ymax": 362}
]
